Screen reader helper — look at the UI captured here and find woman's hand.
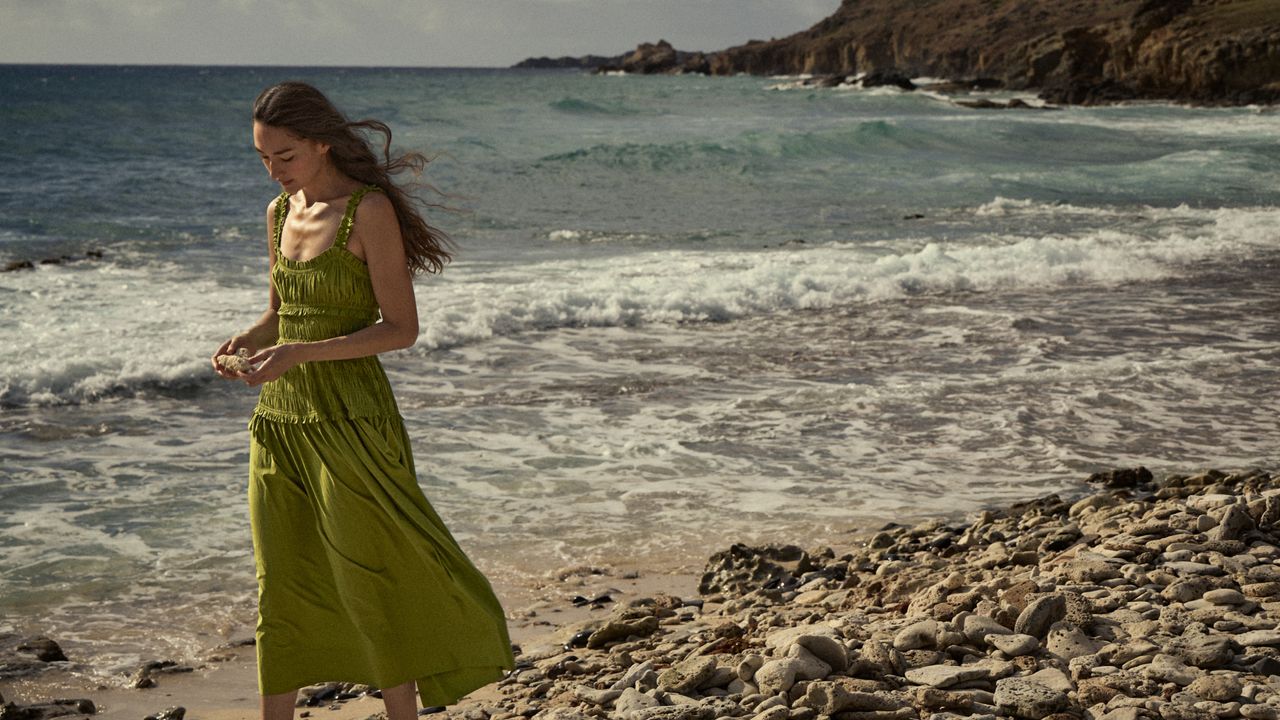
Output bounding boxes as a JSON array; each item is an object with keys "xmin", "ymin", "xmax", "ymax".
[
  {"xmin": 241, "ymin": 343, "xmax": 309, "ymax": 386},
  {"xmin": 211, "ymin": 336, "xmax": 257, "ymax": 380}
]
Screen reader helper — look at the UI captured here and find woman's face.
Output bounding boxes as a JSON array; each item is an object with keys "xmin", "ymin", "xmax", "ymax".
[{"xmin": 252, "ymin": 121, "xmax": 330, "ymax": 194}]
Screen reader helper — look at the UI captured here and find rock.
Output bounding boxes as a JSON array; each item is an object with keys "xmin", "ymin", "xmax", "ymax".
[
  {"xmin": 587, "ymin": 616, "xmax": 659, "ymax": 649},
  {"xmin": 613, "ymin": 660, "xmax": 658, "ymax": 691},
  {"xmin": 699, "ymin": 544, "xmax": 811, "ymax": 596},
  {"xmin": 14, "ymin": 638, "xmax": 67, "ymax": 663},
  {"xmin": 631, "ymin": 706, "xmax": 715, "ymax": 720},
  {"xmin": 796, "ymin": 634, "xmax": 848, "ymax": 672},
  {"xmin": 905, "ymin": 665, "xmax": 989, "ymax": 689},
  {"xmin": 1145, "ymin": 654, "xmax": 1201, "ymax": 686},
  {"xmin": 1186, "ymin": 674, "xmax": 1242, "ymax": 701},
  {"xmin": 658, "ymin": 657, "xmax": 718, "ymax": 694},
  {"xmin": 989, "ymin": 633, "xmax": 1039, "ymax": 657},
  {"xmin": 749, "ymin": 706, "xmax": 790, "ymax": 720},
  {"xmin": 1242, "ymin": 705, "xmax": 1280, "ymax": 720},
  {"xmin": 1015, "ymin": 595, "xmax": 1067, "ymax": 639},
  {"xmin": 993, "ymin": 677, "xmax": 1069, "ymax": 719},
  {"xmin": 616, "ymin": 687, "xmax": 661, "ymax": 716},
  {"xmin": 735, "ymin": 655, "xmax": 763, "ymax": 682},
  {"xmin": 1164, "ymin": 635, "xmax": 1234, "ymax": 669},
  {"xmin": 860, "ymin": 639, "xmax": 904, "ymax": 676},
  {"xmin": 1203, "ymin": 589, "xmax": 1245, "ymax": 605},
  {"xmin": 1236, "ymin": 630, "xmax": 1280, "ymax": 647},
  {"xmin": 1098, "ymin": 709, "xmax": 1143, "ymax": 720},
  {"xmin": 861, "ymin": 70, "xmax": 916, "ymax": 90},
  {"xmin": 801, "ymin": 680, "xmax": 906, "ymax": 714},
  {"xmin": 893, "ymin": 620, "xmax": 939, "ymax": 651},
  {"xmin": 1164, "ymin": 577, "xmax": 1216, "ymax": 604},
  {"xmin": 754, "ymin": 658, "xmax": 800, "ymax": 696},
  {"xmin": 573, "ymin": 685, "xmax": 622, "ymax": 705},
  {"xmin": 1089, "ymin": 467, "xmax": 1154, "ymax": 488},
  {"xmin": 788, "ymin": 645, "xmax": 833, "ymax": 681},
  {"xmin": 1046, "ymin": 622, "xmax": 1105, "ymax": 661},
  {"xmin": 1165, "ymin": 562, "xmax": 1225, "ymax": 576},
  {"xmin": 1210, "ymin": 504, "xmax": 1255, "ymax": 542},
  {"xmin": 962, "ymin": 615, "xmax": 1011, "ymax": 645},
  {"xmin": 143, "ymin": 708, "xmax": 185, "ymax": 720}
]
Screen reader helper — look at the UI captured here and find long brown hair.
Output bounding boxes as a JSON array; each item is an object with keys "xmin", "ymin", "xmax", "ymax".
[{"xmin": 253, "ymin": 81, "xmax": 452, "ymax": 275}]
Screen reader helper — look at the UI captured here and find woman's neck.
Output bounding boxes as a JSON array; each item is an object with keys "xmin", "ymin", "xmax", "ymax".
[{"xmin": 295, "ymin": 164, "xmax": 358, "ymax": 208}]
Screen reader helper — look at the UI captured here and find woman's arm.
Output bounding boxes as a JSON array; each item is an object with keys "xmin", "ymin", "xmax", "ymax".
[
  {"xmin": 241, "ymin": 193, "xmax": 417, "ymax": 386},
  {"xmin": 212, "ymin": 201, "xmax": 281, "ymax": 379}
]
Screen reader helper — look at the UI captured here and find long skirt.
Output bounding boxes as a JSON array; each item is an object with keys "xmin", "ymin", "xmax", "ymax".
[{"xmin": 247, "ymin": 414, "xmax": 513, "ymax": 707}]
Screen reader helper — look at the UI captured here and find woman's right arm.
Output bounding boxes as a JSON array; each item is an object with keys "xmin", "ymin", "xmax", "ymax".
[{"xmin": 211, "ymin": 201, "xmax": 281, "ymax": 379}]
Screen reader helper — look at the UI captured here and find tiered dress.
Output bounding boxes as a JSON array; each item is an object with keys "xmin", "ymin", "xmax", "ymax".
[{"xmin": 246, "ymin": 185, "xmax": 513, "ymax": 706}]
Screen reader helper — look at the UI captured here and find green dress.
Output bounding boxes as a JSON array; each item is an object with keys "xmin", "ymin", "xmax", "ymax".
[{"xmin": 246, "ymin": 185, "xmax": 513, "ymax": 706}]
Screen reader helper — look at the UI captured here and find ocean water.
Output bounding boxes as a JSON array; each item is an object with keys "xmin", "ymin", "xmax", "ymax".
[{"xmin": 1, "ymin": 65, "xmax": 1278, "ymax": 680}]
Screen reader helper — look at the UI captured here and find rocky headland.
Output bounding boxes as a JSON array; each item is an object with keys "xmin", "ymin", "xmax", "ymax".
[{"xmin": 515, "ymin": 0, "xmax": 1280, "ymax": 106}]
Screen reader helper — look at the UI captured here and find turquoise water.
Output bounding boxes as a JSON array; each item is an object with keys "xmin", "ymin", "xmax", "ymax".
[{"xmin": 1, "ymin": 64, "xmax": 1278, "ymax": 678}]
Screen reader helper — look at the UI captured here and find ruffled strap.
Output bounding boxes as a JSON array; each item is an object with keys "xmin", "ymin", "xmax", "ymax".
[
  {"xmin": 272, "ymin": 191, "xmax": 290, "ymax": 257},
  {"xmin": 334, "ymin": 185, "xmax": 383, "ymax": 250}
]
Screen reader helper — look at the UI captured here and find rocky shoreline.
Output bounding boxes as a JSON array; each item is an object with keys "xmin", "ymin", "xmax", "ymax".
[
  {"xmin": 6, "ymin": 466, "xmax": 1280, "ymax": 720},
  {"xmin": 471, "ymin": 466, "xmax": 1280, "ymax": 720},
  {"xmin": 514, "ymin": 0, "xmax": 1280, "ymax": 106}
]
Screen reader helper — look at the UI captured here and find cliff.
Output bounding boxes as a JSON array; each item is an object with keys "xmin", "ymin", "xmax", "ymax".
[{"xmin": 707, "ymin": 0, "xmax": 1280, "ymax": 105}]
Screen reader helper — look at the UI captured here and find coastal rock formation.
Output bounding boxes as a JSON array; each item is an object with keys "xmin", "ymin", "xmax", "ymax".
[
  {"xmin": 708, "ymin": 0, "xmax": 1280, "ymax": 105},
  {"xmin": 517, "ymin": 1, "xmax": 1280, "ymax": 105},
  {"xmin": 594, "ymin": 40, "xmax": 710, "ymax": 75},
  {"xmin": 514, "ymin": 55, "xmax": 625, "ymax": 71}
]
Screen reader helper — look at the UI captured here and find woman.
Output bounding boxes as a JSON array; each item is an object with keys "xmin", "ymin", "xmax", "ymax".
[{"xmin": 212, "ymin": 81, "xmax": 513, "ymax": 720}]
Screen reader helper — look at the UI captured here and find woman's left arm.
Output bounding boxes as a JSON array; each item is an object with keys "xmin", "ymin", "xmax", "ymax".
[{"xmin": 242, "ymin": 194, "xmax": 418, "ymax": 386}]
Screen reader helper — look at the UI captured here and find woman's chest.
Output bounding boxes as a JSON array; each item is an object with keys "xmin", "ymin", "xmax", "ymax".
[{"xmin": 279, "ymin": 206, "xmax": 345, "ymax": 262}]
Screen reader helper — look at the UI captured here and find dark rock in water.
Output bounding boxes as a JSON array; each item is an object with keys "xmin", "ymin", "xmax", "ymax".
[
  {"xmin": 925, "ymin": 78, "xmax": 1005, "ymax": 93},
  {"xmin": 2, "ymin": 260, "xmax": 34, "ymax": 273},
  {"xmin": 593, "ymin": 40, "xmax": 709, "ymax": 75},
  {"xmin": 1088, "ymin": 467, "xmax": 1153, "ymax": 488},
  {"xmin": 956, "ymin": 98, "xmax": 1053, "ymax": 110},
  {"xmin": 142, "ymin": 707, "xmax": 184, "ymax": 720},
  {"xmin": 698, "ymin": 543, "xmax": 815, "ymax": 596},
  {"xmin": 513, "ymin": 54, "xmax": 624, "ymax": 70},
  {"xmin": 861, "ymin": 70, "xmax": 916, "ymax": 90},
  {"xmin": 1008, "ymin": 494, "xmax": 1071, "ymax": 519},
  {"xmin": 15, "ymin": 638, "xmax": 66, "ymax": 663}
]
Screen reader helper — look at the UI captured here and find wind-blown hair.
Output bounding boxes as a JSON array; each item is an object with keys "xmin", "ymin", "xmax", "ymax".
[{"xmin": 253, "ymin": 81, "xmax": 452, "ymax": 275}]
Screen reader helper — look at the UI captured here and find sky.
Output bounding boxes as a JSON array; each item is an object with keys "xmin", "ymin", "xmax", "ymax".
[{"xmin": 2, "ymin": 0, "xmax": 842, "ymax": 67}]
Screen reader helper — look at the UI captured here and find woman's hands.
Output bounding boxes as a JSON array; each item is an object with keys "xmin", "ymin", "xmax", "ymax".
[
  {"xmin": 211, "ymin": 336, "xmax": 257, "ymax": 380},
  {"xmin": 240, "ymin": 343, "xmax": 308, "ymax": 386},
  {"xmin": 212, "ymin": 335, "xmax": 306, "ymax": 386}
]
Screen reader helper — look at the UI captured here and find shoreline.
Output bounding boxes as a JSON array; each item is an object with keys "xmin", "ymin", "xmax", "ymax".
[{"xmin": 8, "ymin": 466, "xmax": 1280, "ymax": 720}]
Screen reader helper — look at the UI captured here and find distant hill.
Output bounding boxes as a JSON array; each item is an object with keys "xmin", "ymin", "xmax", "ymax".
[{"xmin": 514, "ymin": 0, "xmax": 1280, "ymax": 105}]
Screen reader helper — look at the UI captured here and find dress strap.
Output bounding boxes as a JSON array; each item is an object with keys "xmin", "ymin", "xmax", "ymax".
[
  {"xmin": 334, "ymin": 185, "xmax": 383, "ymax": 250},
  {"xmin": 271, "ymin": 191, "xmax": 290, "ymax": 256}
]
